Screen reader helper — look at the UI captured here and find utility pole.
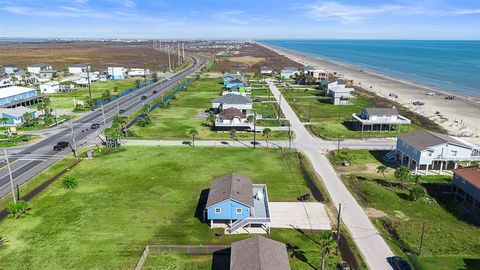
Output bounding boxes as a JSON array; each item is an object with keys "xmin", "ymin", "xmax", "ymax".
[
  {"xmin": 253, "ymin": 111, "xmax": 257, "ymax": 149},
  {"xmin": 278, "ymin": 94, "xmax": 282, "ymax": 120},
  {"xmin": 288, "ymin": 123, "xmax": 292, "ymax": 150},
  {"xmin": 168, "ymin": 46, "xmax": 172, "ymax": 72},
  {"xmin": 177, "ymin": 43, "xmax": 181, "ymax": 66},
  {"xmin": 3, "ymin": 148, "xmax": 17, "ymax": 204},
  {"xmin": 66, "ymin": 124, "xmax": 78, "ymax": 160},
  {"xmin": 182, "ymin": 43, "xmax": 185, "ymax": 62},
  {"xmin": 418, "ymin": 221, "xmax": 426, "ymax": 256},
  {"xmin": 86, "ymin": 65, "xmax": 92, "ymax": 107},
  {"xmin": 337, "ymin": 137, "xmax": 341, "ymax": 154},
  {"xmin": 101, "ymin": 103, "xmax": 106, "ymax": 126},
  {"xmin": 336, "ymin": 203, "xmax": 342, "ymax": 255}
]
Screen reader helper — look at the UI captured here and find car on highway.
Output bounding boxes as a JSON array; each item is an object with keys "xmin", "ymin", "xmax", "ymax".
[
  {"xmin": 53, "ymin": 141, "xmax": 70, "ymax": 151},
  {"xmin": 141, "ymin": 95, "xmax": 147, "ymax": 100},
  {"xmin": 119, "ymin": 109, "xmax": 126, "ymax": 114},
  {"xmin": 152, "ymin": 90, "xmax": 158, "ymax": 94},
  {"xmin": 413, "ymin": 101, "xmax": 425, "ymax": 106},
  {"xmin": 90, "ymin": 123, "xmax": 100, "ymax": 129},
  {"xmin": 387, "ymin": 256, "xmax": 412, "ymax": 270}
]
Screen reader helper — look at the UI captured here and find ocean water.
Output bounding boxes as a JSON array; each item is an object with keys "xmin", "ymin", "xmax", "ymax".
[{"xmin": 261, "ymin": 40, "xmax": 480, "ymax": 97}]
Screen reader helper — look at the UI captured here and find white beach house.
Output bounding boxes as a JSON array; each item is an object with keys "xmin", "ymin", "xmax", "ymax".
[
  {"xmin": 352, "ymin": 107, "xmax": 411, "ymax": 132},
  {"xmin": 328, "ymin": 81, "xmax": 355, "ymax": 105},
  {"xmin": 39, "ymin": 82, "xmax": 60, "ymax": 94},
  {"xmin": 27, "ymin": 63, "xmax": 52, "ymax": 74},
  {"xmin": 69, "ymin": 64, "xmax": 91, "ymax": 74},
  {"xmin": 388, "ymin": 130, "xmax": 480, "ymax": 174}
]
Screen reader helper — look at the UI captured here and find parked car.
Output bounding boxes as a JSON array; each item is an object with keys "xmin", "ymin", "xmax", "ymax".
[
  {"xmin": 445, "ymin": 95, "xmax": 455, "ymax": 100},
  {"xmin": 141, "ymin": 95, "xmax": 147, "ymax": 100},
  {"xmin": 337, "ymin": 261, "xmax": 351, "ymax": 270},
  {"xmin": 389, "ymin": 93, "xmax": 398, "ymax": 98},
  {"xmin": 426, "ymin": 92, "xmax": 436, "ymax": 96},
  {"xmin": 152, "ymin": 90, "xmax": 158, "ymax": 94},
  {"xmin": 90, "ymin": 123, "xmax": 100, "ymax": 129},
  {"xmin": 413, "ymin": 101, "xmax": 425, "ymax": 106},
  {"xmin": 387, "ymin": 256, "xmax": 412, "ymax": 270},
  {"xmin": 53, "ymin": 141, "xmax": 69, "ymax": 151},
  {"xmin": 119, "ymin": 109, "xmax": 126, "ymax": 114}
]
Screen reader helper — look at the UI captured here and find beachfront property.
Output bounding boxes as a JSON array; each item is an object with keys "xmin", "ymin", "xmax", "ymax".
[
  {"xmin": 452, "ymin": 166, "xmax": 480, "ymax": 224},
  {"xmin": 214, "ymin": 107, "xmax": 252, "ymax": 131},
  {"xmin": 304, "ymin": 66, "xmax": 328, "ymax": 81},
  {"xmin": 39, "ymin": 81, "xmax": 60, "ymax": 94},
  {"xmin": 27, "ymin": 63, "xmax": 52, "ymax": 74},
  {"xmin": 0, "ymin": 75, "xmax": 13, "ymax": 89},
  {"xmin": 260, "ymin": 66, "xmax": 274, "ymax": 76},
  {"xmin": 388, "ymin": 130, "xmax": 480, "ymax": 174},
  {"xmin": 68, "ymin": 63, "xmax": 91, "ymax": 74},
  {"xmin": 0, "ymin": 106, "xmax": 37, "ymax": 126},
  {"xmin": 328, "ymin": 81, "xmax": 355, "ymax": 105},
  {"xmin": 280, "ymin": 67, "xmax": 298, "ymax": 79},
  {"xmin": 352, "ymin": 107, "xmax": 411, "ymax": 132},
  {"xmin": 127, "ymin": 68, "xmax": 150, "ymax": 77},
  {"xmin": 204, "ymin": 173, "xmax": 271, "ymax": 234},
  {"xmin": 212, "ymin": 93, "xmax": 253, "ymax": 114},
  {"xmin": 38, "ymin": 70, "xmax": 57, "ymax": 80},
  {"xmin": 230, "ymin": 236, "xmax": 290, "ymax": 270},
  {"xmin": 107, "ymin": 67, "xmax": 125, "ymax": 80},
  {"xmin": 3, "ymin": 64, "xmax": 20, "ymax": 75},
  {"xmin": 0, "ymin": 86, "xmax": 41, "ymax": 108}
]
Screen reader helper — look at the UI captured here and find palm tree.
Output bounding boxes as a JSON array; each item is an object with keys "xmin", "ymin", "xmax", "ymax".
[
  {"xmin": 8, "ymin": 201, "xmax": 30, "ymax": 219},
  {"xmin": 376, "ymin": 165, "xmax": 387, "ymax": 181},
  {"xmin": 104, "ymin": 126, "xmax": 122, "ymax": 147},
  {"xmin": 207, "ymin": 113, "xmax": 216, "ymax": 127},
  {"xmin": 394, "ymin": 166, "xmax": 411, "ymax": 189},
  {"xmin": 414, "ymin": 174, "xmax": 422, "ymax": 186},
  {"xmin": 135, "ymin": 79, "xmax": 141, "ymax": 88},
  {"xmin": 229, "ymin": 129, "xmax": 236, "ymax": 145},
  {"xmin": 113, "ymin": 116, "xmax": 129, "ymax": 137},
  {"xmin": 319, "ymin": 231, "xmax": 336, "ymax": 270},
  {"xmin": 188, "ymin": 128, "xmax": 198, "ymax": 147},
  {"xmin": 262, "ymin": 128, "xmax": 272, "ymax": 148},
  {"xmin": 142, "ymin": 103, "xmax": 152, "ymax": 115}
]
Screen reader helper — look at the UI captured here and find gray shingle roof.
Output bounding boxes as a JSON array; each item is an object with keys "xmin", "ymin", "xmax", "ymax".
[
  {"xmin": 230, "ymin": 236, "xmax": 290, "ymax": 270},
  {"xmin": 0, "ymin": 106, "xmax": 36, "ymax": 118},
  {"xmin": 398, "ymin": 130, "xmax": 470, "ymax": 150},
  {"xmin": 212, "ymin": 94, "xmax": 252, "ymax": 105},
  {"xmin": 70, "ymin": 63, "xmax": 90, "ymax": 68},
  {"xmin": 364, "ymin": 108, "xmax": 399, "ymax": 117},
  {"xmin": 206, "ymin": 173, "xmax": 254, "ymax": 208}
]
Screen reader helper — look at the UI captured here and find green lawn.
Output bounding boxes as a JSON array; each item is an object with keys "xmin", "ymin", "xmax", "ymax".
[
  {"xmin": 48, "ymin": 79, "xmax": 138, "ymax": 110},
  {"xmin": 329, "ymin": 150, "xmax": 480, "ymax": 270},
  {"xmin": 130, "ymin": 78, "xmax": 287, "ymax": 140},
  {"xmin": 143, "ymin": 253, "xmax": 216, "ymax": 270},
  {"xmin": 0, "ymin": 134, "xmax": 38, "ymax": 148},
  {"xmin": 279, "ymin": 86, "xmax": 421, "ymax": 139},
  {"xmin": 0, "ymin": 147, "xmax": 346, "ymax": 270}
]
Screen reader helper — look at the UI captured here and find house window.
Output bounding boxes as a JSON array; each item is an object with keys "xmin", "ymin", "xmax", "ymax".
[
  {"xmin": 452, "ymin": 150, "xmax": 458, "ymax": 157},
  {"xmin": 215, "ymin": 208, "xmax": 221, "ymax": 214},
  {"xmin": 236, "ymin": 208, "xmax": 242, "ymax": 214}
]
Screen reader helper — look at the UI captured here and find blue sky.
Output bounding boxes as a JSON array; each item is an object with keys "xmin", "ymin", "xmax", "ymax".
[{"xmin": 0, "ymin": 0, "xmax": 479, "ymax": 39}]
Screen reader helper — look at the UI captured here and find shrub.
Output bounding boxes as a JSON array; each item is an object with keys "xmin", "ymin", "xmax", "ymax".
[
  {"xmin": 63, "ymin": 176, "xmax": 78, "ymax": 189},
  {"xmin": 8, "ymin": 201, "xmax": 31, "ymax": 219},
  {"xmin": 136, "ymin": 115, "xmax": 152, "ymax": 127},
  {"xmin": 409, "ymin": 186, "xmax": 426, "ymax": 201}
]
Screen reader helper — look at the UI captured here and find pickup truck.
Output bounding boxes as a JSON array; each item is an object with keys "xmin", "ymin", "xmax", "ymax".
[{"xmin": 53, "ymin": 141, "xmax": 70, "ymax": 151}]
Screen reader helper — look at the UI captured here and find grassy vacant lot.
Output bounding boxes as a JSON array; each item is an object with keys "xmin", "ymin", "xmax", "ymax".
[
  {"xmin": 0, "ymin": 147, "xmax": 341, "ymax": 269},
  {"xmin": 329, "ymin": 150, "xmax": 480, "ymax": 270},
  {"xmin": 278, "ymin": 85, "xmax": 426, "ymax": 139},
  {"xmin": 49, "ymin": 79, "xmax": 138, "ymax": 110},
  {"xmin": 0, "ymin": 134, "xmax": 38, "ymax": 148},
  {"xmin": 130, "ymin": 78, "xmax": 288, "ymax": 140},
  {"xmin": 143, "ymin": 253, "xmax": 216, "ymax": 270}
]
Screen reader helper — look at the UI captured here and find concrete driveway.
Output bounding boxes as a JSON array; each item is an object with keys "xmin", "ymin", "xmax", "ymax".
[{"xmin": 269, "ymin": 202, "xmax": 331, "ymax": 230}]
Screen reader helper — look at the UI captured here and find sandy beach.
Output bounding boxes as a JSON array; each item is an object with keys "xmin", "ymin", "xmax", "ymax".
[{"xmin": 260, "ymin": 43, "xmax": 480, "ymax": 145}]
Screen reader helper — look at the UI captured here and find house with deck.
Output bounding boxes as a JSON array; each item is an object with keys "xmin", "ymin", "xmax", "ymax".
[
  {"xmin": 27, "ymin": 63, "xmax": 52, "ymax": 74},
  {"xmin": 387, "ymin": 130, "xmax": 480, "ymax": 174},
  {"xmin": 260, "ymin": 66, "xmax": 274, "ymax": 76},
  {"xmin": 212, "ymin": 93, "xmax": 252, "ymax": 114},
  {"xmin": 107, "ymin": 67, "xmax": 125, "ymax": 80},
  {"xmin": 68, "ymin": 63, "xmax": 91, "ymax": 74},
  {"xmin": 328, "ymin": 81, "xmax": 355, "ymax": 105},
  {"xmin": 3, "ymin": 64, "xmax": 20, "ymax": 75},
  {"xmin": 39, "ymin": 81, "xmax": 60, "ymax": 94},
  {"xmin": 214, "ymin": 108, "xmax": 252, "ymax": 131},
  {"xmin": 452, "ymin": 166, "xmax": 480, "ymax": 224},
  {"xmin": 230, "ymin": 236, "xmax": 290, "ymax": 270},
  {"xmin": 0, "ymin": 86, "xmax": 41, "ymax": 107},
  {"xmin": 352, "ymin": 107, "xmax": 411, "ymax": 132},
  {"xmin": 280, "ymin": 67, "xmax": 297, "ymax": 79},
  {"xmin": 204, "ymin": 173, "xmax": 271, "ymax": 234}
]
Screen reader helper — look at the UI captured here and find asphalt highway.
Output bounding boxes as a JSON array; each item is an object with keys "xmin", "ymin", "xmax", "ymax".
[{"xmin": 0, "ymin": 57, "xmax": 205, "ymax": 198}]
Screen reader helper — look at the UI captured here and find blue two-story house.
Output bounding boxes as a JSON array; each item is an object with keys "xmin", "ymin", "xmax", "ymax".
[{"xmin": 204, "ymin": 173, "xmax": 271, "ymax": 234}]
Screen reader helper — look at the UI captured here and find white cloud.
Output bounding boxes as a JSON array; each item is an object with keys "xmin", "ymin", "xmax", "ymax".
[
  {"xmin": 453, "ymin": 8, "xmax": 480, "ymax": 15},
  {"xmin": 214, "ymin": 11, "xmax": 248, "ymax": 25}
]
